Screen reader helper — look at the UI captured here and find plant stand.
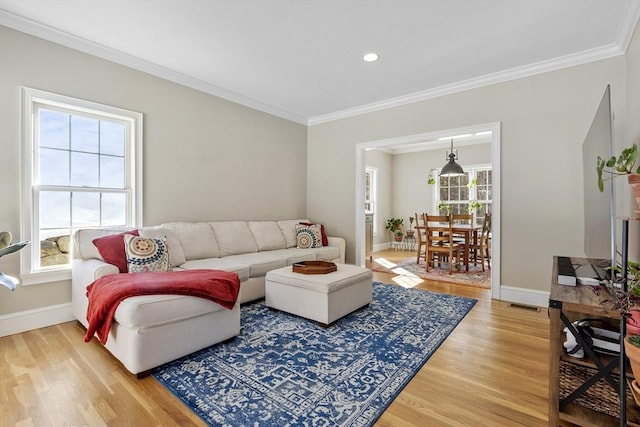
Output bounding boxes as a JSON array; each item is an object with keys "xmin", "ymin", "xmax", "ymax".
[{"xmin": 390, "ymin": 241, "xmax": 404, "ymax": 251}]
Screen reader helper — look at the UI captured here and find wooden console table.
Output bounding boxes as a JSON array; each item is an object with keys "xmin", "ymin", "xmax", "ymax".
[{"xmin": 549, "ymin": 256, "xmax": 639, "ymax": 426}]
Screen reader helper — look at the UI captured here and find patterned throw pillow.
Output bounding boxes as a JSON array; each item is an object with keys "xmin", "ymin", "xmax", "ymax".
[
  {"xmin": 295, "ymin": 224, "xmax": 323, "ymax": 249},
  {"xmin": 299, "ymin": 222, "xmax": 328, "ymax": 246},
  {"xmin": 124, "ymin": 234, "xmax": 170, "ymax": 273}
]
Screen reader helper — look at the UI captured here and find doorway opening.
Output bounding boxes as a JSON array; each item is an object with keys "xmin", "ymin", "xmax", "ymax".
[{"xmin": 354, "ymin": 122, "xmax": 501, "ymax": 300}]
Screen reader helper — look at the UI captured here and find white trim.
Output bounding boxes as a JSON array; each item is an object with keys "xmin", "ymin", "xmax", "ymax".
[
  {"xmin": 490, "ymin": 123, "xmax": 501, "ymax": 300},
  {"xmin": 499, "ymin": 286, "xmax": 549, "ymax": 309},
  {"xmin": 0, "ymin": 10, "xmax": 307, "ymax": 126},
  {"xmin": 618, "ymin": 0, "xmax": 640, "ymax": 53},
  {"xmin": 20, "ymin": 87, "xmax": 143, "ymax": 278},
  {"xmin": 356, "ymin": 122, "xmax": 503, "ymax": 300},
  {"xmin": 20, "ymin": 268, "xmax": 71, "ymax": 286},
  {"xmin": 364, "ymin": 166, "xmax": 377, "ymax": 233},
  {"xmin": 0, "ymin": 303, "xmax": 74, "ymax": 337}
]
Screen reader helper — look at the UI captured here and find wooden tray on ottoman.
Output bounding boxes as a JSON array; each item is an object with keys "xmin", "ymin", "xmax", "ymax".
[{"xmin": 292, "ymin": 261, "xmax": 337, "ymax": 274}]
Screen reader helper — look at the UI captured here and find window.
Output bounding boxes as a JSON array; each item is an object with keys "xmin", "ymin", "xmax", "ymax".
[
  {"xmin": 365, "ymin": 167, "xmax": 377, "ymax": 232},
  {"xmin": 21, "ymin": 88, "xmax": 142, "ymax": 284},
  {"xmin": 436, "ymin": 165, "xmax": 492, "ymax": 225}
]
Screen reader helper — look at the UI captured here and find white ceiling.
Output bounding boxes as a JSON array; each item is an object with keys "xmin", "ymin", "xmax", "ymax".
[{"xmin": 0, "ymin": 0, "xmax": 638, "ymax": 125}]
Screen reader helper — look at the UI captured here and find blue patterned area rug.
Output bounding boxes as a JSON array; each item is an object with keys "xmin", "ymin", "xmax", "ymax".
[{"xmin": 153, "ymin": 282, "xmax": 476, "ymax": 426}]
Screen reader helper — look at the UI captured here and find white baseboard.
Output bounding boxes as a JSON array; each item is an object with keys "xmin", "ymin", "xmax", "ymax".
[
  {"xmin": 499, "ymin": 285, "xmax": 549, "ymax": 308},
  {"xmin": 373, "ymin": 242, "xmax": 390, "ymax": 252},
  {"xmin": 0, "ymin": 302, "xmax": 74, "ymax": 337}
]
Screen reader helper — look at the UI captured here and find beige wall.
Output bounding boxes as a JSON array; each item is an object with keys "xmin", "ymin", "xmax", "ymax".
[
  {"xmin": 0, "ymin": 26, "xmax": 307, "ymax": 315},
  {"xmin": 308, "ymin": 58, "xmax": 627, "ymax": 293}
]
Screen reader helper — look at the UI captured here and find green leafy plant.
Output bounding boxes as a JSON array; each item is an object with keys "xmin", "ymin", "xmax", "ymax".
[
  {"xmin": 597, "ymin": 143, "xmax": 640, "ymax": 192},
  {"xmin": 438, "ymin": 201, "xmax": 451, "ymax": 214},
  {"xmin": 427, "ymin": 168, "xmax": 437, "ymax": 185},
  {"xmin": 468, "ymin": 200, "xmax": 481, "ymax": 212},
  {"xmin": 599, "ymin": 260, "xmax": 640, "ymax": 316},
  {"xmin": 466, "ymin": 178, "xmax": 478, "ymax": 189},
  {"xmin": 385, "ymin": 218, "xmax": 404, "ymax": 237},
  {"xmin": 408, "ymin": 216, "xmax": 415, "ymax": 229}
]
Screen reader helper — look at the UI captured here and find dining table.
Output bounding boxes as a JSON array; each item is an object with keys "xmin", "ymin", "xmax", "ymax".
[{"xmin": 416, "ymin": 223, "xmax": 482, "ymax": 271}]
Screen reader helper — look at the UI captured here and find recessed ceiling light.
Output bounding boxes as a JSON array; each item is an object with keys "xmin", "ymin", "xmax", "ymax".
[{"xmin": 363, "ymin": 53, "xmax": 379, "ymax": 62}]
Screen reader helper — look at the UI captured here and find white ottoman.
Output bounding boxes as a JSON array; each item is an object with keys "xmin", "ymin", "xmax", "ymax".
[{"xmin": 265, "ymin": 264, "xmax": 373, "ymax": 326}]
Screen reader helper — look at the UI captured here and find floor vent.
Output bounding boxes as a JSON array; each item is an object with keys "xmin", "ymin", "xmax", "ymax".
[{"xmin": 508, "ymin": 303, "xmax": 540, "ymax": 312}]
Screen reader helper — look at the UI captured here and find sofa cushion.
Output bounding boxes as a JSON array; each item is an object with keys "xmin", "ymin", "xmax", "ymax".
[
  {"xmin": 295, "ymin": 224, "xmax": 323, "ymax": 249},
  {"xmin": 92, "ymin": 230, "xmax": 139, "ymax": 273},
  {"xmin": 268, "ymin": 247, "xmax": 340, "ymax": 264},
  {"xmin": 277, "ymin": 219, "xmax": 310, "ymax": 248},
  {"xmin": 124, "ymin": 235, "xmax": 171, "ymax": 273},
  {"xmin": 114, "ymin": 294, "xmax": 228, "ymax": 328},
  {"xmin": 269, "ymin": 248, "xmax": 318, "ymax": 265},
  {"xmin": 162, "ymin": 222, "xmax": 220, "ymax": 260},
  {"xmin": 224, "ymin": 252, "xmax": 287, "ymax": 277},
  {"xmin": 74, "ymin": 227, "xmax": 136, "ymax": 260},
  {"xmin": 139, "ymin": 226, "xmax": 186, "ymax": 267},
  {"xmin": 210, "ymin": 221, "xmax": 258, "ymax": 257},
  {"xmin": 310, "ymin": 245, "xmax": 340, "ymax": 261},
  {"xmin": 247, "ymin": 221, "xmax": 286, "ymax": 251},
  {"xmin": 179, "ymin": 258, "xmax": 250, "ymax": 281}
]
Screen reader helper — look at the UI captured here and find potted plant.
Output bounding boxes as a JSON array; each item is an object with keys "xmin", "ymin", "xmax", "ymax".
[
  {"xmin": 626, "ymin": 335, "xmax": 640, "ymax": 402},
  {"xmin": 385, "ymin": 218, "xmax": 404, "ymax": 241},
  {"xmin": 599, "ymin": 261, "xmax": 640, "ymax": 402},
  {"xmin": 427, "ymin": 168, "xmax": 437, "ymax": 185},
  {"xmin": 406, "ymin": 216, "xmax": 415, "ymax": 238},
  {"xmin": 597, "ymin": 143, "xmax": 640, "ymax": 211},
  {"xmin": 603, "ymin": 261, "xmax": 640, "ymax": 333}
]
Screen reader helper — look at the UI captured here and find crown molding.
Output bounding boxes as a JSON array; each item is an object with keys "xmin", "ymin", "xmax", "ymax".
[
  {"xmin": 308, "ymin": 43, "xmax": 626, "ymax": 126},
  {"xmin": 617, "ymin": 0, "xmax": 640, "ymax": 53},
  {"xmin": 0, "ymin": 10, "xmax": 308, "ymax": 125}
]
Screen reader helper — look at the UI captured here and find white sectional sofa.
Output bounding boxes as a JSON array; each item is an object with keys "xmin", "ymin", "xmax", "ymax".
[{"xmin": 72, "ymin": 219, "xmax": 345, "ymax": 375}]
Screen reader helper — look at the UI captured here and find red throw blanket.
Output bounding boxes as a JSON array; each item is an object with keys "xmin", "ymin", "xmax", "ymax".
[{"xmin": 84, "ymin": 269, "xmax": 240, "ymax": 345}]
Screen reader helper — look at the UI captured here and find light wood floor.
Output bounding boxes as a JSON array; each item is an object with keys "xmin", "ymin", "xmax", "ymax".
[{"xmin": 0, "ymin": 249, "xmax": 550, "ymax": 426}]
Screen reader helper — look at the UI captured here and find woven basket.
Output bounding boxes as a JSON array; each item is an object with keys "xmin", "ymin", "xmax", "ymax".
[{"xmin": 559, "ymin": 361, "xmax": 630, "ymax": 418}]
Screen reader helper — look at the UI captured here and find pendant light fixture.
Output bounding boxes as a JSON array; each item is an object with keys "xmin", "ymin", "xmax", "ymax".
[{"xmin": 440, "ymin": 139, "xmax": 465, "ymax": 176}]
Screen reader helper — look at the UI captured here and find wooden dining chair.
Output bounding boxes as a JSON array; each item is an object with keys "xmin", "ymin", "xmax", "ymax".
[
  {"xmin": 451, "ymin": 213, "xmax": 473, "ymax": 245},
  {"xmin": 415, "ymin": 213, "xmax": 428, "ymax": 264},
  {"xmin": 424, "ymin": 214, "xmax": 462, "ymax": 273},
  {"xmin": 470, "ymin": 213, "xmax": 492, "ymax": 271}
]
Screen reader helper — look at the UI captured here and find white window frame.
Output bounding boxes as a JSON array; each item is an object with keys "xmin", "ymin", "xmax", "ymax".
[
  {"xmin": 434, "ymin": 163, "xmax": 492, "ymax": 224},
  {"xmin": 365, "ymin": 167, "xmax": 378, "ymax": 233},
  {"xmin": 20, "ymin": 87, "xmax": 143, "ymax": 285}
]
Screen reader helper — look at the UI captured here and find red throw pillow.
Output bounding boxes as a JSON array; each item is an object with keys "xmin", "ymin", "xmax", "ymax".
[
  {"xmin": 92, "ymin": 230, "xmax": 139, "ymax": 273},
  {"xmin": 299, "ymin": 222, "xmax": 328, "ymax": 246}
]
